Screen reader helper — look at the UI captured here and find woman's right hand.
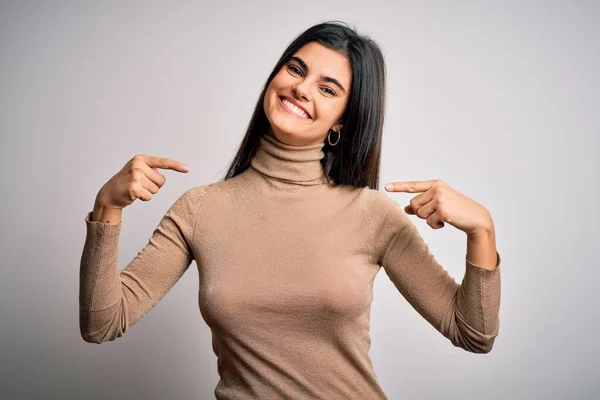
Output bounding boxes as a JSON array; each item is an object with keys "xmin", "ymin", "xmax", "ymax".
[{"xmin": 96, "ymin": 154, "xmax": 190, "ymax": 209}]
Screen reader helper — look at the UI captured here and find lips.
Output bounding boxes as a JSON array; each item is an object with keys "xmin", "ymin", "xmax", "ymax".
[{"xmin": 279, "ymin": 95, "xmax": 312, "ymax": 119}]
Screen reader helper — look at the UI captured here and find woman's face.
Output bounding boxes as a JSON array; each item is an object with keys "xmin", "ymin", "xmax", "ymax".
[{"xmin": 263, "ymin": 41, "xmax": 352, "ymax": 146}]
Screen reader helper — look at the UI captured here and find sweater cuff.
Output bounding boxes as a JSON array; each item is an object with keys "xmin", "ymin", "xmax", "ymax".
[
  {"xmin": 85, "ymin": 211, "xmax": 122, "ymax": 228},
  {"xmin": 84, "ymin": 211, "xmax": 122, "ymax": 244}
]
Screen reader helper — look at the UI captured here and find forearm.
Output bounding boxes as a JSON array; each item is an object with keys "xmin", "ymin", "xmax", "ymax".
[
  {"xmin": 91, "ymin": 192, "xmax": 122, "ymax": 225},
  {"xmin": 466, "ymin": 221, "xmax": 498, "ymax": 271},
  {"xmin": 453, "ymin": 220, "xmax": 501, "ymax": 352}
]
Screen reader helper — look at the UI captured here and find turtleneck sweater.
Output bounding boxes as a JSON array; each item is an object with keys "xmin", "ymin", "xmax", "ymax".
[{"xmin": 79, "ymin": 132, "xmax": 502, "ymax": 399}]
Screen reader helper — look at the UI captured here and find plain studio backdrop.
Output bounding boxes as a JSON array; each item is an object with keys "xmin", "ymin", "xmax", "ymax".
[{"xmin": 1, "ymin": 1, "xmax": 598, "ymax": 399}]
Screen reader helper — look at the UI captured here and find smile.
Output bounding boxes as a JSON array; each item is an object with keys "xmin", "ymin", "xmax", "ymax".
[{"xmin": 279, "ymin": 96, "xmax": 311, "ymax": 119}]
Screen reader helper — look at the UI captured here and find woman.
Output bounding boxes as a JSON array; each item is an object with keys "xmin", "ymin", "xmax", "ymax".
[{"xmin": 80, "ymin": 20, "xmax": 501, "ymax": 400}]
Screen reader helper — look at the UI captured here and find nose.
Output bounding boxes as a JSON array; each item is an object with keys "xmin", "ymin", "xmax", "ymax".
[{"xmin": 292, "ymin": 82, "xmax": 311, "ymax": 101}]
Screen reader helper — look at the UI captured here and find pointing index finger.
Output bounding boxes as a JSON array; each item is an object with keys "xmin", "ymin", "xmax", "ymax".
[
  {"xmin": 385, "ymin": 180, "xmax": 435, "ymax": 193},
  {"xmin": 144, "ymin": 155, "xmax": 190, "ymax": 172}
]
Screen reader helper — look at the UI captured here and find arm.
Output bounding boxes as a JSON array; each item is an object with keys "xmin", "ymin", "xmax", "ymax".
[
  {"xmin": 466, "ymin": 224, "xmax": 498, "ymax": 271},
  {"xmin": 362, "ymin": 188, "xmax": 501, "ymax": 353},
  {"xmin": 90, "ymin": 197, "xmax": 123, "ymax": 225},
  {"xmin": 79, "ymin": 185, "xmax": 209, "ymax": 343}
]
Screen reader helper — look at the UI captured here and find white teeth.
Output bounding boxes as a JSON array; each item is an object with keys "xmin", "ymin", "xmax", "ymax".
[{"xmin": 282, "ymin": 98, "xmax": 309, "ymax": 118}]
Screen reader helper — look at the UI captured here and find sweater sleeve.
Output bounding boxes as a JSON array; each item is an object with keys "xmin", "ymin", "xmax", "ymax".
[
  {"xmin": 79, "ymin": 186, "xmax": 209, "ymax": 344},
  {"xmin": 362, "ymin": 188, "xmax": 501, "ymax": 353}
]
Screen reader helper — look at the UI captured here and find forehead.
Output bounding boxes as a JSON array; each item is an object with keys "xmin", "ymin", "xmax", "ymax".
[{"xmin": 292, "ymin": 42, "xmax": 352, "ymax": 87}]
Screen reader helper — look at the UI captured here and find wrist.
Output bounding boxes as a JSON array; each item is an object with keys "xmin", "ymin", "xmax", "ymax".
[
  {"xmin": 467, "ymin": 209, "xmax": 494, "ymax": 237},
  {"xmin": 468, "ymin": 224, "xmax": 494, "ymax": 238},
  {"xmin": 94, "ymin": 189, "xmax": 113, "ymax": 208},
  {"xmin": 91, "ymin": 202, "xmax": 122, "ymax": 224}
]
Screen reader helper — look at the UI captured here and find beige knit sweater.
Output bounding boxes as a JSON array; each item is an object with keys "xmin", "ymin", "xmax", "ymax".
[{"xmin": 79, "ymin": 132, "xmax": 501, "ymax": 399}]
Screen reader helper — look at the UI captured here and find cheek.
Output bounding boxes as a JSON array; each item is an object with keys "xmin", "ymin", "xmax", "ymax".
[
  {"xmin": 265, "ymin": 75, "xmax": 286, "ymax": 105},
  {"xmin": 264, "ymin": 82, "xmax": 280, "ymax": 109},
  {"xmin": 316, "ymin": 102, "xmax": 344, "ymax": 123},
  {"xmin": 269, "ymin": 70, "xmax": 290, "ymax": 90}
]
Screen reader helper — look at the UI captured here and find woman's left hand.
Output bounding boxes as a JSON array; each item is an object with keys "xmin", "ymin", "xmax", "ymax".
[{"xmin": 385, "ymin": 179, "xmax": 493, "ymax": 235}]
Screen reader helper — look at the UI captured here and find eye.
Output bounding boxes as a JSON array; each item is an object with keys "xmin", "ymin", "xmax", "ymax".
[
  {"xmin": 287, "ymin": 65, "xmax": 303, "ymax": 76},
  {"xmin": 321, "ymin": 87, "xmax": 336, "ymax": 96}
]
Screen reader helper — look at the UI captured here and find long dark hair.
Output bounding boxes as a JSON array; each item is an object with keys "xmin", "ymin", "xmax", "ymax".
[{"xmin": 221, "ymin": 20, "xmax": 386, "ymax": 189}]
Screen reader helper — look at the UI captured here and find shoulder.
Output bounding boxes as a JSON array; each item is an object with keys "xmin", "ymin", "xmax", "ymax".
[
  {"xmin": 167, "ymin": 183, "xmax": 214, "ymax": 218},
  {"xmin": 359, "ymin": 186, "xmax": 411, "ymax": 231},
  {"xmin": 360, "ymin": 186, "xmax": 405, "ymax": 216},
  {"xmin": 359, "ymin": 187, "xmax": 420, "ymax": 259},
  {"xmin": 175, "ymin": 176, "xmax": 246, "ymax": 212},
  {"xmin": 178, "ymin": 183, "xmax": 213, "ymax": 203}
]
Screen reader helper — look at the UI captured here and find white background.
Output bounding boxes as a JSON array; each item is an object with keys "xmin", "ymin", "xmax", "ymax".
[{"xmin": 1, "ymin": 1, "xmax": 598, "ymax": 399}]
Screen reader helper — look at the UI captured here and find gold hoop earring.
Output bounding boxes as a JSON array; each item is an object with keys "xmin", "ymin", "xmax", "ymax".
[{"xmin": 327, "ymin": 129, "xmax": 341, "ymax": 146}]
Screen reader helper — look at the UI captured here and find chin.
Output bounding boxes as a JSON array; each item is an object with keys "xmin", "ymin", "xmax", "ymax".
[
  {"xmin": 270, "ymin": 125, "xmax": 300, "ymax": 141},
  {"xmin": 272, "ymin": 128, "xmax": 324, "ymax": 147}
]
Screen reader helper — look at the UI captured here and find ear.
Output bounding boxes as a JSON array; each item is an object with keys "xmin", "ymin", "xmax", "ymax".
[{"xmin": 332, "ymin": 121, "xmax": 343, "ymax": 133}]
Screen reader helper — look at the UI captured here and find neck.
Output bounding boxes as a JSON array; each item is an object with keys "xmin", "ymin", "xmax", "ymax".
[{"xmin": 250, "ymin": 132, "xmax": 329, "ymax": 186}]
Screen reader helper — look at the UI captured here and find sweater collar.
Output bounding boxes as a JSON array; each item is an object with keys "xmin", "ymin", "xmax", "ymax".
[{"xmin": 250, "ymin": 132, "xmax": 329, "ymax": 186}]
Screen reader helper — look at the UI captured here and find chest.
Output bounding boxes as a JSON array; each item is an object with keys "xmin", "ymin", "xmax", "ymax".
[{"xmin": 191, "ymin": 194, "xmax": 380, "ymax": 332}]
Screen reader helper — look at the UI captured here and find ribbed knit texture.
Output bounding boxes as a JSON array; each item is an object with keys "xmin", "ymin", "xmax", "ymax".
[{"xmin": 80, "ymin": 132, "xmax": 501, "ymax": 399}]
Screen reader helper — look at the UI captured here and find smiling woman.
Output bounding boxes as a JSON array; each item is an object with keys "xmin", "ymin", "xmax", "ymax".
[
  {"xmin": 80, "ymin": 19, "xmax": 501, "ymax": 400},
  {"xmin": 224, "ymin": 20, "xmax": 387, "ymax": 188},
  {"xmin": 264, "ymin": 41, "xmax": 352, "ymax": 147}
]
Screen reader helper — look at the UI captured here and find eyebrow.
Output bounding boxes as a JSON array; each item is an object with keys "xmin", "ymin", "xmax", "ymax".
[{"xmin": 289, "ymin": 56, "xmax": 347, "ymax": 94}]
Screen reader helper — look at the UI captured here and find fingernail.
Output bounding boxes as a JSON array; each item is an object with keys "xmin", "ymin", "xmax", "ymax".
[
  {"xmin": 182, "ymin": 165, "xmax": 190, "ymax": 172},
  {"xmin": 385, "ymin": 183, "xmax": 394, "ymax": 190}
]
